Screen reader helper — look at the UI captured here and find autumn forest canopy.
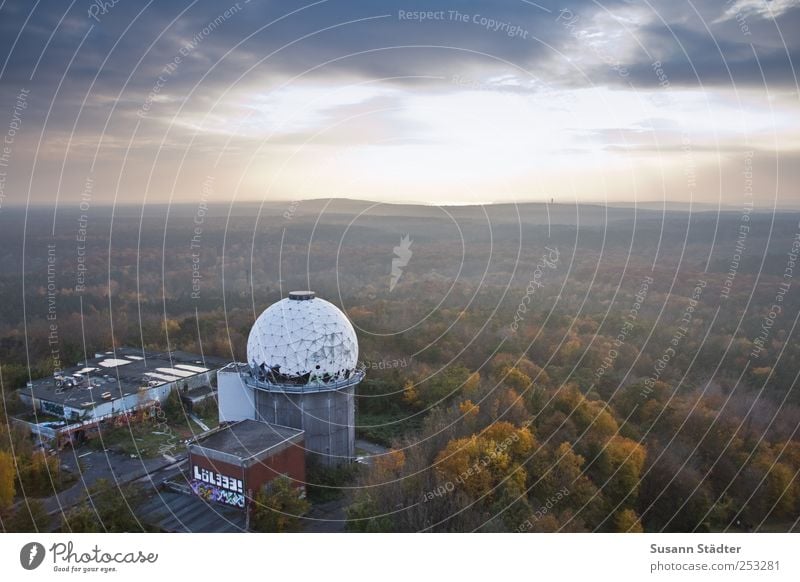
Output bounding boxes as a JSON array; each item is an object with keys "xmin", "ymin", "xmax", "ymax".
[{"xmin": 1, "ymin": 200, "xmax": 799, "ymax": 532}]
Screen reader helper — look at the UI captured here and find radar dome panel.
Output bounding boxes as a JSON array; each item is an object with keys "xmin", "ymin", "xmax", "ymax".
[{"xmin": 246, "ymin": 293, "xmax": 359, "ymax": 385}]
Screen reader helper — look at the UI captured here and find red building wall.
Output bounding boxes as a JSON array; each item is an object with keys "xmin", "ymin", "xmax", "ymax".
[
  {"xmin": 244, "ymin": 440, "xmax": 307, "ymax": 497},
  {"xmin": 189, "ymin": 438, "xmax": 306, "ymax": 511}
]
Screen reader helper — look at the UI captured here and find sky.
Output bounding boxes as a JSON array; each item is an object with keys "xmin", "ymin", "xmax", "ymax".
[{"xmin": 0, "ymin": 0, "xmax": 798, "ymax": 208}]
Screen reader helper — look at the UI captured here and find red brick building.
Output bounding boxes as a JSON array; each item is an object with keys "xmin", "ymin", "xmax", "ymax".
[{"xmin": 187, "ymin": 419, "xmax": 305, "ymax": 511}]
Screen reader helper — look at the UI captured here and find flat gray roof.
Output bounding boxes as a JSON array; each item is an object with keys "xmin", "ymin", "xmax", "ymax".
[
  {"xmin": 189, "ymin": 419, "xmax": 303, "ymax": 461},
  {"xmin": 20, "ymin": 347, "xmax": 227, "ymax": 410}
]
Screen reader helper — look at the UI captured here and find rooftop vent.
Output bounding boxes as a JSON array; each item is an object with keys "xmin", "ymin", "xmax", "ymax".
[{"xmin": 288, "ymin": 290, "xmax": 315, "ymax": 301}]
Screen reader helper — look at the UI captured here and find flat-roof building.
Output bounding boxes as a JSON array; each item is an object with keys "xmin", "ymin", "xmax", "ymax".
[
  {"xmin": 16, "ymin": 347, "xmax": 226, "ymax": 447},
  {"xmin": 187, "ymin": 419, "xmax": 306, "ymax": 510}
]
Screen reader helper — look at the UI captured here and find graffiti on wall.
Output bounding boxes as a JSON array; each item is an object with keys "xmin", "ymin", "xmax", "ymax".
[
  {"xmin": 190, "ymin": 480, "xmax": 246, "ymax": 508},
  {"xmin": 193, "ymin": 465, "xmax": 243, "ymax": 493},
  {"xmin": 41, "ymin": 400, "xmax": 65, "ymax": 417}
]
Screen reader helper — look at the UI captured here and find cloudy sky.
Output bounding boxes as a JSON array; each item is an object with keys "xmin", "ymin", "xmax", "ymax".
[{"xmin": 0, "ymin": 0, "xmax": 798, "ymax": 208}]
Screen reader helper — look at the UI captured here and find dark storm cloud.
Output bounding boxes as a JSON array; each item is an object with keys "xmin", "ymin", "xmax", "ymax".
[
  {"xmin": 0, "ymin": 1, "xmax": 512, "ymax": 141},
  {"xmin": 0, "ymin": 0, "xmax": 618, "ymax": 117},
  {"xmin": 609, "ymin": 10, "xmax": 800, "ymax": 89},
  {"xmin": 1, "ymin": 0, "xmax": 563, "ymax": 86}
]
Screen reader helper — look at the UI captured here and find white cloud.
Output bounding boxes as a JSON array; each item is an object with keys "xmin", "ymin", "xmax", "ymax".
[{"xmin": 715, "ymin": 0, "xmax": 800, "ymax": 23}]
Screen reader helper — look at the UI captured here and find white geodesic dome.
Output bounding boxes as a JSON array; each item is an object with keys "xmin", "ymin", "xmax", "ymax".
[{"xmin": 246, "ymin": 291, "xmax": 359, "ymax": 385}]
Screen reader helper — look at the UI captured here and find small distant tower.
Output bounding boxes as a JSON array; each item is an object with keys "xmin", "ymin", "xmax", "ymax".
[{"xmin": 217, "ymin": 291, "xmax": 363, "ymax": 466}]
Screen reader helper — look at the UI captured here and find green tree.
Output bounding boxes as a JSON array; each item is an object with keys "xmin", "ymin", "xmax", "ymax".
[
  {"xmin": 416, "ymin": 365, "xmax": 472, "ymax": 408},
  {"xmin": 62, "ymin": 504, "xmax": 99, "ymax": 532},
  {"xmin": 251, "ymin": 475, "xmax": 310, "ymax": 532},
  {"xmin": 62, "ymin": 479, "xmax": 143, "ymax": 532},
  {"xmin": 346, "ymin": 492, "xmax": 394, "ymax": 532},
  {"xmin": 0, "ymin": 363, "xmax": 29, "ymax": 394},
  {"xmin": 6, "ymin": 499, "xmax": 51, "ymax": 532},
  {"xmin": 162, "ymin": 389, "xmax": 186, "ymax": 424},
  {"xmin": 18, "ymin": 450, "xmax": 60, "ymax": 497}
]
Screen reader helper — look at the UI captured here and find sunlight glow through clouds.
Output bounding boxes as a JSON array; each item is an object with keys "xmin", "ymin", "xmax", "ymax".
[
  {"xmin": 229, "ymin": 77, "xmax": 799, "ymax": 205},
  {"xmin": 196, "ymin": 79, "xmax": 797, "ymax": 149}
]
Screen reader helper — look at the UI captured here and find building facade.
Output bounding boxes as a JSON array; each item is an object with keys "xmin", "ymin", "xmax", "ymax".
[
  {"xmin": 188, "ymin": 419, "xmax": 306, "ymax": 510},
  {"xmin": 15, "ymin": 348, "xmax": 225, "ymax": 447}
]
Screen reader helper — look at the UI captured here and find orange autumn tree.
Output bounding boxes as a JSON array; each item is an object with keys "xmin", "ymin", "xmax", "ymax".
[
  {"xmin": 459, "ymin": 400, "xmax": 479, "ymax": 418},
  {"xmin": 374, "ymin": 449, "xmax": 406, "ymax": 477},
  {"xmin": 434, "ymin": 421, "xmax": 536, "ymax": 501}
]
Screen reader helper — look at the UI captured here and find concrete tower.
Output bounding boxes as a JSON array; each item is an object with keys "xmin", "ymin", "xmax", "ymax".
[{"xmin": 217, "ymin": 291, "xmax": 363, "ymax": 466}]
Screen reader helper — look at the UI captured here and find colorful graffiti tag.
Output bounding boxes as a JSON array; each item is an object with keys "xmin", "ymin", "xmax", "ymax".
[{"xmin": 190, "ymin": 480, "xmax": 246, "ymax": 508}]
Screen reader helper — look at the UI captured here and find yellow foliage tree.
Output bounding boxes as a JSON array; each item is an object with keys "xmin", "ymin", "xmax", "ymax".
[
  {"xmin": 602, "ymin": 436, "xmax": 647, "ymax": 505},
  {"xmin": 463, "ymin": 372, "xmax": 481, "ymax": 398},
  {"xmin": 490, "ymin": 355, "xmax": 550, "ymax": 388},
  {"xmin": 503, "ymin": 367, "xmax": 532, "ymax": 393},
  {"xmin": 0, "ymin": 450, "xmax": 15, "ymax": 512},
  {"xmin": 459, "ymin": 400, "xmax": 479, "ymax": 419},
  {"xmin": 753, "ymin": 451, "xmax": 797, "ymax": 520},
  {"xmin": 435, "ymin": 422, "xmax": 535, "ymax": 500},
  {"xmin": 561, "ymin": 338, "xmax": 582, "ymax": 361},
  {"xmin": 614, "ymin": 508, "xmax": 644, "ymax": 532},
  {"xmin": 402, "ymin": 379, "xmax": 420, "ymax": 408}
]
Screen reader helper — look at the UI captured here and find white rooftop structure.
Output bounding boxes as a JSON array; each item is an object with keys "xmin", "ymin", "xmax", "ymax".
[
  {"xmin": 156, "ymin": 367, "xmax": 195, "ymax": 378},
  {"xmin": 145, "ymin": 372, "xmax": 183, "ymax": 382},
  {"xmin": 97, "ymin": 358, "xmax": 133, "ymax": 368},
  {"xmin": 175, "ymin": 364, "xmax": 209, "ymax": 373}
]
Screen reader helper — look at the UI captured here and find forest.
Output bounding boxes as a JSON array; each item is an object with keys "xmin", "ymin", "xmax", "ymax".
[{"xmin": 1, "ymin": 199, "xmax": 799, "ymax": 532}]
